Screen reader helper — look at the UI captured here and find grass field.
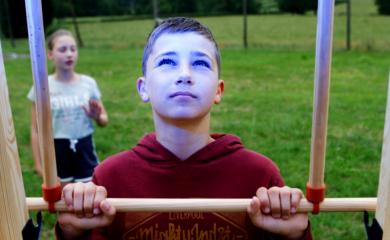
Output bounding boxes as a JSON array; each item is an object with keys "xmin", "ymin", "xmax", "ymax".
[{"xmin": 2, "ymin": 0, "xmax": 390, "ymax": 239}]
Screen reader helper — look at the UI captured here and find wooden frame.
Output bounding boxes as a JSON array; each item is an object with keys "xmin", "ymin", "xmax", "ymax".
[
  {"xmin": 0, "ymin": 38, "xmax": 28, "ymax": 240},
  {"xmin": 375, "ymin": 72, "xmax": 390, "ymax": 238},
  {"xmin": 0, "ymin": 0, "xmax": 388, "ymax": 239}
]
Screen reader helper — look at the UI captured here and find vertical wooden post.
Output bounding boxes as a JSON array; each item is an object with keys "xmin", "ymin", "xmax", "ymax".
[
  {"xmin": 25, "ymin": 0, "xmax": 61, "ymax": 206},
  {"xmin": 375, "ymin": 73, "xmax": 390, "ymax": 238},
  {"xmin": 306, "ymin": 0, "xmax": 335, "ymax": 213},
  {"xmin": 0, "ymin": 41, "xmax": 28, "ymax": 240}
]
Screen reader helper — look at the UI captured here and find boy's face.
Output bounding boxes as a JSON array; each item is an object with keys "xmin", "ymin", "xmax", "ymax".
[{"xmin": 138, "ymin": 32, "xmax": 224, "ymax": 121}]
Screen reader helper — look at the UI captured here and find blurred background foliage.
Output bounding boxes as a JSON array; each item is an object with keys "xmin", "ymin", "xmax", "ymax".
[{"xmin": 1, "ymin": 0, "xmax": 389, "ymax": 39}]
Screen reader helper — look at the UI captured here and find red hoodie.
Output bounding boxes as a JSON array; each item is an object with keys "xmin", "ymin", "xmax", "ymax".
[{"xmin": 63, "ymin": 133, "xmax": 311, "ymax": 239}]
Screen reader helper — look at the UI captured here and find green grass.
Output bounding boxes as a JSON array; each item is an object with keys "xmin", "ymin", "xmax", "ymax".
[{"xmin": 2, "ymin": 0, "xmax": 390, "ymax": 238}]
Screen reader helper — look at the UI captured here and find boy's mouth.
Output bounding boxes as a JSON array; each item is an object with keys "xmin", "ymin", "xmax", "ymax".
[{"xmin": 169, "ymin": 91, "xmax": 197, "ymax": 98}]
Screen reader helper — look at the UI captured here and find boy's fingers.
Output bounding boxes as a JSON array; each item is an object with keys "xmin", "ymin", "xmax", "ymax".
[
  {"xmin": 67, "ymin": 200, "xmax": 115, "ymax": 229},
  {"xmin": 57, "ymin": 213, "xmax": 83, "ymax": 229},
  {"xmin": 57, "ymin": 183, "xmax": 114, "ymax": 232},
  {"xmin": 268, "ymin": 187, "xmax": 281, "ymax": 218},
  {"xmin": 83, "ymin": 182, "xmax": 96, "ymax": 217},
  {"xmin": 290, "ymin": 188, "xmax": 303, "ymax": 213},
  {"xmin": 61, "ymin": 214, "xmax": 100, "ymax": 230},
  {"xmin": 93, "ymin": 186, "xmax": 108, "ymax": 215},
  {"xmin": 279, "ymin": 187, "xmax": 291, "ymax": 219},
  {"xmin": 256, "ymin": 187, "xmax": 270, "ymax": 214},
  {"xmin": 73, "ymin": 182, "xmax": 85, "ymax": 216},
  {"xmin": 247, "ymin": 197, "xmax": 264, "ymax": 228},
  {"xmin": 247, "ymin": 197, "xmax": 260, "ymax": 216},
  {"xmin": 62, "ymin": 184, "xmax": 75, "ymax": 211},
  {"xmin": 99, "ymin": 200, "xmax": 116, "ymax": 224},
  {"xmin": 101, "ymin": 200, "xmax": 115, "ymax": 215}
]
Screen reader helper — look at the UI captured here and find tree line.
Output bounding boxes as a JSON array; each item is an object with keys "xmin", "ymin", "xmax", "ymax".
[
  {"xmin": 51, "ymin": 0, "xmax": 261, "ymax": 17},
  {"xmin": 1, "ymin": 0, "xmax": 389, "ymax": 39}
]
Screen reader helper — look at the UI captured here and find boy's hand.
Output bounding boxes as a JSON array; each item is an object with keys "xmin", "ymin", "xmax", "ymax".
[
  {"xmin": 57, "ymin": 182, "xmax": 116, "ymax": 239},
  {"xmin": 247, "ymin": 186, "xmax": 308, "ymax": 240}
]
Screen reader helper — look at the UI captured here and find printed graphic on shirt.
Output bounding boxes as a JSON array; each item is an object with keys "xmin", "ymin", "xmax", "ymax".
[
  {"xmin": 50, "ymin": 93, "xmax": 89, "ymax": 124},
  {"xmin": 51, "ymin": 93, "xmax": 89, "ymax": 110},
  {"xmin": 123, "ymin": 212, "xmax": 248, "ymax": 240}
]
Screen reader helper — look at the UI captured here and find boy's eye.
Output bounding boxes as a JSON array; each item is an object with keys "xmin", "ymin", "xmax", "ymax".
[
  {"xmin": 193, "ymin": 60, "xmax": 210, "ymax": 68},
  {"xmin": 158, "ymin": 58, "xmax": 176, "ymax": 66}
]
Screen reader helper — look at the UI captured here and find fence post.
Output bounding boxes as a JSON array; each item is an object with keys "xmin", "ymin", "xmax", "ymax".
[{"xmin": 346, "ymin": 0, "xmax": 351, "ymax": 50}]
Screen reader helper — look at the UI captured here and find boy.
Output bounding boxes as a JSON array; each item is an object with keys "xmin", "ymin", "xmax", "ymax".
[{"xmin": 57, "ymin": 17, "xmax": 311, "ymax": 239}]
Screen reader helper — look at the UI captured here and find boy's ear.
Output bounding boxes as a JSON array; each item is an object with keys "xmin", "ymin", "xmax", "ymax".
[
  {"xmin": 214, "ymin": 80, "xmax": 224, "ymax": 104},
  {"xmin": 137, "ymin": 77, "xmax": 150, "ymax": 102}
]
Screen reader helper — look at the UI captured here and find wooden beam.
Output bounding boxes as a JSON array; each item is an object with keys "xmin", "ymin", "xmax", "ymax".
[
  {"xmin": 0, "ymin": 41, "xmax": 28, "ymax": 240},
  {"xmin": 26, "ymin": 197, "xmax": 377, "ymax": 213},
  {"xmin": 375, "ymin": 72, "xmax": 390, "ymax": 238}
]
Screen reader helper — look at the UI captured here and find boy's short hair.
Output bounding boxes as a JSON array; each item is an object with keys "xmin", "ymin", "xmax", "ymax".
[{"xmin": 142, "ymin": 17, "xmax": 221, "ymax": 77}]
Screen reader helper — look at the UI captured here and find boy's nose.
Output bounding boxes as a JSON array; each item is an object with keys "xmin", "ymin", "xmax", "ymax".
[
  {"xmin": 176, "ymin": 65, "xmax": 193, "ymax": 85},
  {"xmin": 175, "ymin": 75, "xmax": 193, "ymax": 85}
]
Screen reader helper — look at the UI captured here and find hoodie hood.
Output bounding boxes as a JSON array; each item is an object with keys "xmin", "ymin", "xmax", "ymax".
[{"xmin": 133, "ymin": 132, "xmax": 244, "ymax": 165}]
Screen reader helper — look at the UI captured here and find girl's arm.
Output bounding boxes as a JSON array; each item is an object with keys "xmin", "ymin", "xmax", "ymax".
[
  {"xmin": 30, "ymin": 103, "xmax": 43, "ymax": 177},
  {"xmin": 95, "ymin": 100, "xmax": 108, "ymax": 127}
]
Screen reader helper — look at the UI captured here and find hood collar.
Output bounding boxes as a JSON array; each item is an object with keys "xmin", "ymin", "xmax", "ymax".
[{"xmin": 133, "ymin": 132, "xmax": 244, "ymax": 165}]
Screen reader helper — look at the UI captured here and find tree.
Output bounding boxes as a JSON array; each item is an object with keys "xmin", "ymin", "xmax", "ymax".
[
  {"xmin": 375, "ymin": 0, "xmax": 390, "ymax": 15},
  {"xmin": 223, "ymin": 0, "xmax": 262, "ymax": 14},
  {"xmin": 276, "ymin": 0, "xmax": 316, "ymax": 14},
  {"xmin": 0, "ymin": 0, "xmax": 53, "ymax": 38}
]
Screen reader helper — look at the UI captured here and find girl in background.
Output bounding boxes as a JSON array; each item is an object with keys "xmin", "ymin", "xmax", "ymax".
[{"xmin": 28, "ymin": 29, "xmax": 108, "ymax": 185}]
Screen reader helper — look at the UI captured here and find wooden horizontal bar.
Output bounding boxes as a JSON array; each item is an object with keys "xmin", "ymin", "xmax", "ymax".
[{"xmin": 26, "ymin": 197, "xmax": 377, "ymax": 213}]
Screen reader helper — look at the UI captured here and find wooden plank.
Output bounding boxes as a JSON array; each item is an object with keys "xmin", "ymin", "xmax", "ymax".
[
  {"xmin": 375, "ymin": 72, "xmax": 390, "ymax": 239},
  {"xmin": 0, "ymin": 41, "xmax": 28, "ymax": 240}
]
